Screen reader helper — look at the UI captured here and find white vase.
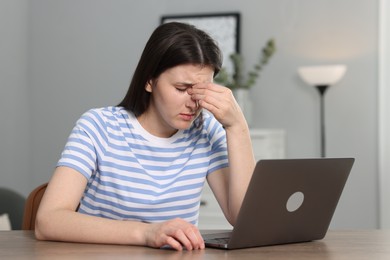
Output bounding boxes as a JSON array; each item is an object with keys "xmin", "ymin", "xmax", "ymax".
[{"xmin": 233, "ymin": 88, "xmax": 253, "ymax": 126}]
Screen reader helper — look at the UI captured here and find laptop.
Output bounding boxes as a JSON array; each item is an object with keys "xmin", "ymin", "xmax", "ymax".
[{"xmin": 202, "ymin": 158, "xmax": 355, "ymax": 249}]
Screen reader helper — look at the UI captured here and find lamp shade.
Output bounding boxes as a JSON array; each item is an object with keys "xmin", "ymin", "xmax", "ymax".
[{"xmin": 298, "ymin": 65, "xmax": 347, "ymax": 86}]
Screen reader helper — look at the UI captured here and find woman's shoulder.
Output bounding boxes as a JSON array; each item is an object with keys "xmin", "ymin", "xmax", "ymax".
[
  {"xmin": 81, "ymin": 106, "xmax": 123, "ymax": 115},
  {"xmin": 80, "ymin": 106, "xmax": 128, "ymax": 120},
  {"xmin": 75, "ymin": 106, "xmax": 132, "ymax": 129}
]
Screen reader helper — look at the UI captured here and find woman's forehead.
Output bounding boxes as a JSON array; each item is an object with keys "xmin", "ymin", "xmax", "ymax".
[{"xmin": 162, "ymin": 64, "xmax": 214, "ymax": 81}]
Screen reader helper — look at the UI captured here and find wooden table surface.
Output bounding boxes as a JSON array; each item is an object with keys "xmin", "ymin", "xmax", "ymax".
[{"xmin": 1, "ymin": 230, "xmax": 390, "ymax": 259}]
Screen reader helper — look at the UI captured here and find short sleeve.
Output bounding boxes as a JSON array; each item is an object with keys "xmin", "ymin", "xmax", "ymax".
[
  {"xmin": 204, "ymin": 114, "xmax": 229, "ymax": 174},
  {"xmin": 57, "ymin": 110, "xmax": 103, "ymax": 179}
]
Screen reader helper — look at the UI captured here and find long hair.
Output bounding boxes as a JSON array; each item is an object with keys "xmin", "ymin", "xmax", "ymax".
[{"xmin": 118, "ymin": 22, "xmax": 222, "ymax": 121}]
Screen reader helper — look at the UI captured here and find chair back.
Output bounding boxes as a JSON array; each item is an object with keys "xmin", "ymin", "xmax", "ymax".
[
  {"xmin": 0, "ymin": 187, "xmax": 25, "ymax": 230},
  {"xmin": 22, "ymin": 183, "xmax": 48, "ymax": 230}
]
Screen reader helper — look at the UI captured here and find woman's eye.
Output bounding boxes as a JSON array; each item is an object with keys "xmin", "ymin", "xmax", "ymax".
[{"xmin": 175, "ymin": 88, "xmax": 187, "ymax": 92}]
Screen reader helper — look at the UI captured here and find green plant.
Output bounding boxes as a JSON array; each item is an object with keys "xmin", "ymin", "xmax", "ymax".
[{"xmin": 214, "ymin": 38, "xmax": 276, "ymax": 90}]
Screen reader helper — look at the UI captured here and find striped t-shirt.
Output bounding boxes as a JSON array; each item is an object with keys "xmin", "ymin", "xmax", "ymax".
[{"xmin": 57, "ymin": 106, "xmax": 228, "ymax": 225}]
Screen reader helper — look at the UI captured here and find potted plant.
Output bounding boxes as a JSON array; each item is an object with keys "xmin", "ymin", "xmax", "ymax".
[
  {"xmin": 214, "ymin": 38, "xmax": 276, "ymax": 89},
  {"xmin": 214, "ymin": 38, "xmax": 276, "ymax": 124}
]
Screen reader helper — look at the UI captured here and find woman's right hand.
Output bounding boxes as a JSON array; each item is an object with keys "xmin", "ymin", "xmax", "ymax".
[{"xmin": 144, "ymin": 218, "xmax": 205, "ymax": 251}]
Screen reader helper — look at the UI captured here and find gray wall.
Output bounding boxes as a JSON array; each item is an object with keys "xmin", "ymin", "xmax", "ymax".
[
  {"xmin": 1, "ymin": 0, "xmax": 378, "ymax": 229},
  {"xmin": 0, "ymin": 0, "xmax": 31, "ymax": 197}
]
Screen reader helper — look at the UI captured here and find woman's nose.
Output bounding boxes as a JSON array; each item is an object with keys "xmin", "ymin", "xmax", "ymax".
[{"xmin": 186, "ymin": 93, "xmax": 198, "ymax": 110}]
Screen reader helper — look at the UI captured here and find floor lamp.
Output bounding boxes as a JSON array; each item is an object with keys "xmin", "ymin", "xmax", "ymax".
[{"xmin": 298, "ymin": 65, "xmax": 347, "ymax": 157}]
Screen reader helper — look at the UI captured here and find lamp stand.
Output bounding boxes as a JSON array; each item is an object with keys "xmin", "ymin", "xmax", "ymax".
[{"xmin": 316, "ymin": 85, "xmax": 329, "ymax": 157}]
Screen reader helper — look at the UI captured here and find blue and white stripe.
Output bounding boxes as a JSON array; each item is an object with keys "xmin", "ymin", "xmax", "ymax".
[{"xmin": 57, "ymin": 106, "xmax": 228, "ymax": 225}]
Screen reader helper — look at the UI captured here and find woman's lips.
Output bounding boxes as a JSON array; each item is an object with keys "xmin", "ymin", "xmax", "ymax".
[{"xmin": 179, "ymin": 113, "xmax": 195, "ymax": 121}]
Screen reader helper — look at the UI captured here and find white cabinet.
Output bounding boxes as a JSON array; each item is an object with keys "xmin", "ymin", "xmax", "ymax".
[
  {"xmin": 250, "ymin": 129, "xmax": 286, "ymax": 161},
  {"xmin": 198, "ymin": 129, "xmax": 286, "ymax": 229}
]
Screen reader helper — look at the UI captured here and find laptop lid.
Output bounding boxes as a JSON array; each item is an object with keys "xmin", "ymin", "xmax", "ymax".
[{"xmin": 203, "ymin": 158, "xmax": 355, "ymax": 249}]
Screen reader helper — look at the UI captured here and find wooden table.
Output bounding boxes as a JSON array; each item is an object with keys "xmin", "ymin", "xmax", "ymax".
[{"xmin": 1, "ymin": 230, "xmax": 390, "ymax": 259}]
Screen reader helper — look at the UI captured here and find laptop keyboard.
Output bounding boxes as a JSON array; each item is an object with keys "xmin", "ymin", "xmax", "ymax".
[{"xmin": 206, "ymin": 237, "xmax": 230, "ymax": 244}]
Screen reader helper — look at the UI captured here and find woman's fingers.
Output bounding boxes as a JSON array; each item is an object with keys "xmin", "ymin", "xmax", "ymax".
[
  {"xmin": 189, "ymin": 83, "xmax": 230, "ymax": 110},
  {"xmin": 148, "ymin": 219, "xmax": 204, "ymax": 251},
  {"xmin": 165, "ymin": 236, "xmax": 183, "ymax": 251},
  {"xmin": 169, "ymin": 225, "xmax": 204, "ymax": 251},
  {"xmin": 188, "ymin": 83, "xmax": 243, "ymax": 127},
  {"xmin": 184, "ymin": 226, "xmax": 204, "ymax": 250}
]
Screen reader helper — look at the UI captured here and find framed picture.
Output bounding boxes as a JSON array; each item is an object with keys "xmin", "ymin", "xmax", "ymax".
[{"xmin": 161, "ymin": 12, "xmax": 240, "ymax": 73}]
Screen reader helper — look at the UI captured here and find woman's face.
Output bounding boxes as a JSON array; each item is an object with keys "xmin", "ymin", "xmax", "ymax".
[{"xmin": 140, "ymin": 64, "xmax": 214, "ymax": 137}]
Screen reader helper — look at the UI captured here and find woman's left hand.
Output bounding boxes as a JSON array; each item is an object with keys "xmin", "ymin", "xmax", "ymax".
[{"xmin": 188, "ymin": 83, "xmax": 245, "ymax": 128}]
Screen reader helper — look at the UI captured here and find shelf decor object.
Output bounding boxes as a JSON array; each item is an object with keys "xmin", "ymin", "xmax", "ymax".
[
  {"xmin": 161, "ymin": 12, "xmax": 240, "ymax": 74},
  {"xmin": 298, "ymin": 64, "xmax": 347, "ymax": 157}
]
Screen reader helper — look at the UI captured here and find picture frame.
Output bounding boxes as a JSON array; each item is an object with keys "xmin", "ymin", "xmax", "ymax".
[{"xmin": 161, "ymin": 12, "xmax": 240, "ymax": 73}]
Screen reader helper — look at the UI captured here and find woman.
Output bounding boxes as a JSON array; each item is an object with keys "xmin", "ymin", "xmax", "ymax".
[{"xmin": 35, "ymin": 22, "xmax": 255, "ymax": 251}]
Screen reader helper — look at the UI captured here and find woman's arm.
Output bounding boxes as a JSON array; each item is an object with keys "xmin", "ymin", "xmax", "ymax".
[
  {"xmin": 189, "ymin": 83, "xmax": 256, "ymax": 225},
  {"xmin": 35, "ymin": 166, "xmax": 204, "ymax": 250},
  {"xmin": 210, "ymin": 123, "xmax": 256, "ymax": 225}
]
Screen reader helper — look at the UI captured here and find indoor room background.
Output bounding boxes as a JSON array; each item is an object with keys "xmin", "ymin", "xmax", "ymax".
[{"xmin": 1, "ymin": 0, "xmax": 387, "ymax": 229}]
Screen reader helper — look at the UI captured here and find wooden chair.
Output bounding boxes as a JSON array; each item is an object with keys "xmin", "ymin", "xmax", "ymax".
[{"xmin": 22, "ymin": 183, "xmax": 48, "ymax": 230}]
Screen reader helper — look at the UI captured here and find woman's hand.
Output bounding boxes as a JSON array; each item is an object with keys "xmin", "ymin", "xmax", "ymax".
[
  {"xmin": 144, "ymin": 218, "xmax": 205, "ymax": 251},
  {"xmin": 188, "ymin": 83, "xmax": 246, "ymax": 129}
]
